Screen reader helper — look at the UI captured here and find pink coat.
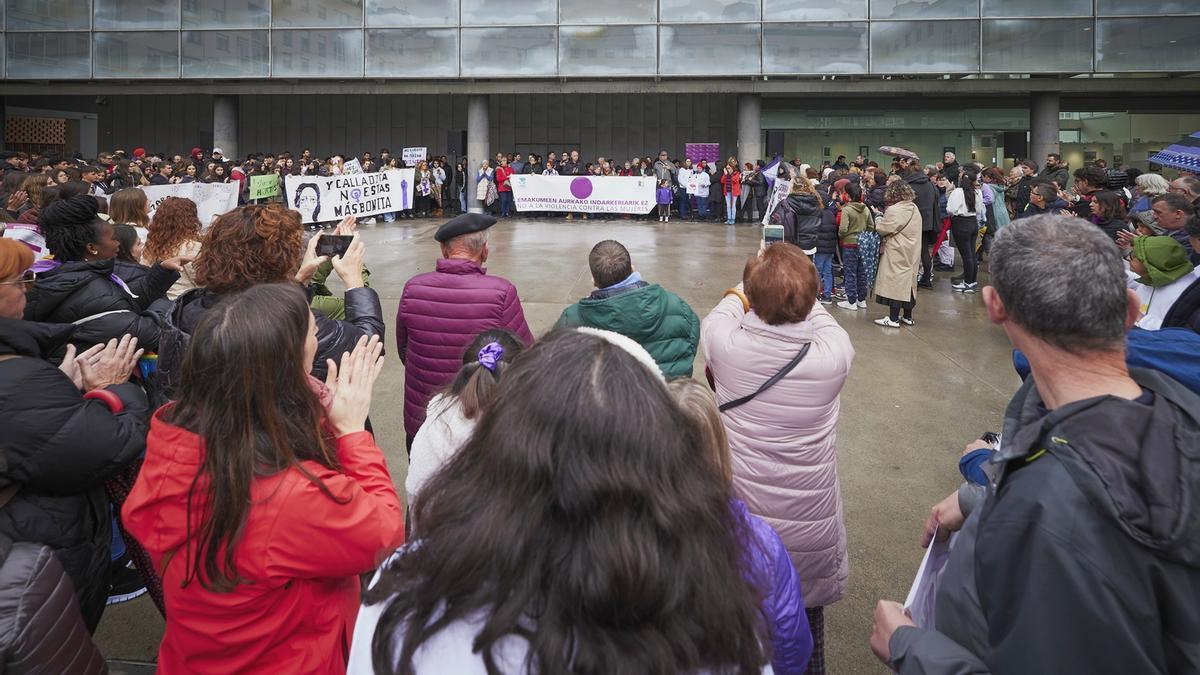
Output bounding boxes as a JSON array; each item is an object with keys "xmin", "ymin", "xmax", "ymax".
[{"xmin": 701, "ymin": 295, "xmax": 854, "ymax": 608}]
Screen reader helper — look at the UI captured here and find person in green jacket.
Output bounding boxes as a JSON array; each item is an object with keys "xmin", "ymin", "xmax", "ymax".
[
  {"xmin": 556, "ymin": 240, "xmax": 700, "ymax": 379},
  {"xmin": 836, "ymin": 183, "xmax": 873, "ymax": 310}
]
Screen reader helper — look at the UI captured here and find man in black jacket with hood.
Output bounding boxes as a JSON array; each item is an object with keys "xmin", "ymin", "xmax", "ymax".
[
  {"xmin": 871, "ymin": 214, "xmax": 1200, "ymax": 674},
  {"xmin": 903, "ymin": 163, "xmax": 939, "ymax": 288}
]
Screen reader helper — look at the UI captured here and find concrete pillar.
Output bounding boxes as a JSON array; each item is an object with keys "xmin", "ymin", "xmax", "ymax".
[
  {"xmin": 737, "ymin": 94, "xmax": 762, "ymax": 164},
  {"xmin": 1030, "ymin": 92, "xmax": 1060, "ymax": 167},
  {"xmin": 467, "ymin": 95, "xmax": 490, "ymax": 214},
  {"xmin": 212, "ymin": 94, "xmax": 239, "ymax": 159}
]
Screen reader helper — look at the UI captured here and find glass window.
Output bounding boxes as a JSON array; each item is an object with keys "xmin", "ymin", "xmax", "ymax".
[
  {"xmin": 659, "ymin": 24, "xmax": 760, "ymax": 76},
  {"xmin": 6, "ymin": 0, "xmax": 92, "ymax": 30},
  {"xmin": 182, "ymin": 29, "xmax": 267, "ymax": 76},
  {"xmin": 763, "ymin": 23, "xmax": 867, "ymax": 74},
  {"xmin": 1097, "ymin": 0, "xmax": 1198, "ymax": 15},
  {"xmin": 983, "ymin": 19, "xmax": 1092, "ymax": 72},
  {"xmin": 271, "ymin": 0, "xmax": 361, "ymax": 27},
  {"xmin": 94, "ymin": 32, "xmax": 179, "ymax": 78},
  {"xmin": 870, "ymin": 0, "xmax": 976, "ymax": 19},
  {"xmin": 871, "ymin": 20, "xmax": 979, "ymax": 72},
  {"xmin": 560, "ymin": 0, "xmax": 654, "ymax": 24},
  {"xmin": 6, "ymin": 32, "xmax": 90, "ymax": 78},
  {"xmin": 660, "ymin": 0, "xmax": 759, "ymax": 22},
  {"xmin": 95, "ymin": 0, "xmax": 180, "ymax": 29},
  {"xmin": 366, "ymin": 0, "xmax": 457, "ymax": 26},
  {"xmin": 982, "ymin": 0, "xmax": 1091, "ymax": 18},
  {"xmin": 1096, "ymin": 17, "xmax": 1200, "ymax": 72},
  {"xmin": 460, "ymin": 0, "xmax": 554, "ymax": 25},
  {"xmin": 761, "ymin": 0, "xmax": 866, "ymax": 21},
  {"xmin": 461, "ymin": 27, "xmax": 556, "ymax": 77},
  {"xmin": 559, "ymin": 25, "xmax": 655, "ymax": 76},
  {"xmin": 271, "ymin": 29, "xmax": 363, "ymax": 76},
  {"xmin": 182, "ymin": 0, "xmax": 269, "ymax": 28},
  {"xmin": 366, "ymin": 28, "xmax": 458, "ymax": 77}
]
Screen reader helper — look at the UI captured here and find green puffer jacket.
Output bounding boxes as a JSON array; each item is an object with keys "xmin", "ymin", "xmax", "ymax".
[{"xmin": 556, "ymin": 282, "xmax": 700, "ymax": 378}]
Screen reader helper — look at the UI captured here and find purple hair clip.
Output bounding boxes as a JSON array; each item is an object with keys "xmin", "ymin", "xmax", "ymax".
[{"xmin": 477, "ymin": 341, "xmax": 504, "ymax": 373}]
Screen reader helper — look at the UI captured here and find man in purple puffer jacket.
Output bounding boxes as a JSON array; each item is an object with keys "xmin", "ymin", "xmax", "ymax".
[{"xmin": 396, "ymin": 213, "xmax": 533, "ymax": 446}]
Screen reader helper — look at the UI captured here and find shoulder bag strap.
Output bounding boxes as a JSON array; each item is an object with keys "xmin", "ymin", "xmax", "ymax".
[{"xmin": 719, "ymin": 343, "xmax": 812, "ymax": 413}]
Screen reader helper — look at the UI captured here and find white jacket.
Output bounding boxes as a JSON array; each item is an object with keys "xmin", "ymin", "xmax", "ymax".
[
  {"xmin": 1127, "ymin": 267, "xmax": 1200, "ymax": 331},
  {"xmin": 695, "ymin": 171, "xmax": 711, "ymax": 198},
  {"xmin": 946, "ymin": 187, "xmax": 984, "ymax": 218},
  {"xmin": 678, "ymin": 167, "xmax": 695, "ymax": 195},
  {"xmin": 405, "ymin": 395, "xmax": 475, "ymax": 505}
]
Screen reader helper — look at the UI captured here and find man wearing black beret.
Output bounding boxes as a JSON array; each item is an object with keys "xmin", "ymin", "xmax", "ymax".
[{"xmin": 394, "ymin": 213, "xmax": 534, "ymax": 447}]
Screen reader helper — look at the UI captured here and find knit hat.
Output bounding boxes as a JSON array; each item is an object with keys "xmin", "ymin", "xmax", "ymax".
[
  {"xmin": 1134, "ymin": 209, "xmax": 1167, "ymax": 235},
  {"xmin": 1132, "ymin": 235, "xmax": 1194, "ymax": 287},
  {"xmin": 132, "ymin": 147, "xmax": 146, "ymax": 158}
]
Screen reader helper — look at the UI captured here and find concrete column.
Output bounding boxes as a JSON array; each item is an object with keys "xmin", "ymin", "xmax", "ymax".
[
  {"xmin": 467, "ymin": 94, "xmax": 490, "ymax": 214},
  {"xmin": 737, "ymin": 94, "xmax": 762, "ymax": 164},
  {"xmin": 212, "ymin": 94, "xmax": 238, "ymax": 159},
  {"xmin": 1030, "ymin": 92, "xmax": 1060, "ymax": 166}
]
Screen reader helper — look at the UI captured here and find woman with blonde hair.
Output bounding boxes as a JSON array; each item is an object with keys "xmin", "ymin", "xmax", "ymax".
[
  {"xmin": 108, "ymin": 188, "xmax": 150, "ymax": 231},
  {"xmin": 142, "ymin": 196, "xmax": 203, "ymax": 300}
]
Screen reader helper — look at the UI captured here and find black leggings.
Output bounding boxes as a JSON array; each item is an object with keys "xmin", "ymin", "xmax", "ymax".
[
  {"xmin": 951, "ymin": 215, "xmax": 979, "ymax": 284},
  {"xmin": 888, "ymin": 293, "xmax": 916, "ymax": 321},
  {"xmin": 920, "ymin": 229, "xmax": 935, "ymax": 279}
]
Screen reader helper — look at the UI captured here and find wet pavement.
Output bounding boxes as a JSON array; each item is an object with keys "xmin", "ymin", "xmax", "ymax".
[{"xmin": 95, "ymin": 215, "xmax": 1021, "ymax": 673}]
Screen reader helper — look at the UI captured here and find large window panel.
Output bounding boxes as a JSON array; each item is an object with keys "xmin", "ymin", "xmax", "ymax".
[
  {"xmin": 6, "ymin": 0, "xmax": 92, "ymax": 30},
  {"xmin": 660, "ymin": 0, "xmax": 759, "ymax": 23},
  {"xmin": 872, "ymin": 20, "xmax": 979, "ymax": 73},
  {"xmin": 366, "ymin": 0, "xmax": 457, "ymax": 26},
  {"xmin": 659, "ymin": 24, "xmax": 760, "ymax": 76},
  {"xmin": 366, "ymin": 29, "xmax": 458, "ymax": 77},
  {"xmin": 95, "ymin": 0, "xmax": 180, "ymax": 29},
  {"xmin": 182, "ymin": 30, "xmax": 268, "ymax": 76},
  {"xmin": 983, "ymin": 19, "xmax": 1092, "ymax": 72},
  {"xmin": 870, "ymin": 0, "xmax": 976, "ymax": 19},
  {"xmin": 559, "ymin": 25, "xmax": 655, "ymax": 76},
  {"xmin": 764, "ymin": 23, "xmax": 867, "ymax": 74},
  {"xmin": 271, "ymin": 0, "xmax": 361, "ymax": 27},
  {"xmin": 271, "ymin": 29, "xmax": 363, "ymax": 77},
  {"xmin": 1097, "ymin": 0, "xmax": 1198, "ymax": 15},
  {"xmin": 560, "ymin": 0, "xmax": 654, "ymax": 24},
  {"xmin": 762, "ymin": 0, "xmax": 866, "ymax": 21},
  {"xmin": 95, "ymin": 32, "xmax": 179, "ymax": 78},
  {"xmin": 1096, "ymin": 17, "xmax": 1200, "ymax": 72},
  {"xmin": 182, "ymin": 0, "xmax": 270, "ymax": 29},
  {"xmin": 982, "ymin": 0, "xmax": 1091, "ymax": 18},
  {"xmin": 7, "ymin": 32, "xmax": 90, "ymax": 78},
  {"xmin": 461, "ymin": 27, "xmax": 556, "ymax": 77},
  {"xmin": 460, "ymin": 0, "xmax": 554, "ymax": 25}
]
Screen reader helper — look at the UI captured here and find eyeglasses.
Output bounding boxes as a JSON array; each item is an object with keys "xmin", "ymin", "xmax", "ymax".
[{"xmin": 0, "ymin": 270, "xmax": 36, "ymax": 291}]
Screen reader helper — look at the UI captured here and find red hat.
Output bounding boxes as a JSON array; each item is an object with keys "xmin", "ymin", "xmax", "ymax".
[
  {"xmin": 132, "ymin": 147, "xmax": 146, "ymax": 158},
  {"xmin": 191, "ymin": 146, "xmax": 202, "ymax": 156}
]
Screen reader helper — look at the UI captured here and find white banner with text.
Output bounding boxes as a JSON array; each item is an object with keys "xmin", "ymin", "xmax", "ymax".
[
  {"xmin": 140, "ymin": 182, "xmax": 240, "ymax": 228},
  {"xmin": 284, "ymin": 169, "xmax": 415, "ymax": 224},
  {"xmin": 510, "ymin": 175, "xmax": 655, "ymax": 214}
]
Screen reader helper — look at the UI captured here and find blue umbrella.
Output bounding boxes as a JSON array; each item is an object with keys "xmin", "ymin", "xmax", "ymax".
[{"xmin": 1150, "ymin": 131, "xmax": 1200, "ymax": 173}]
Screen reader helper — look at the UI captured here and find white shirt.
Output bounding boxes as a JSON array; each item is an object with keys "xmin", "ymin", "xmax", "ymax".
[
  {"xmin": 405, "ymin": 395, "xmax": 475, "ymax": 505},
  {"xmin": 946, "ymin": 187, "xmax": 984, "ymax": 217},
  {"xmin": 696, "ymin": 171, "xmax": 711, "ymax": 198},
  {"xmin": 1127, "ymin": 267, "xmax": 1200, "ymax": 331},
  {"xmin": 678, "ymin": 167, "xmax": 695, "ymax": 195}
]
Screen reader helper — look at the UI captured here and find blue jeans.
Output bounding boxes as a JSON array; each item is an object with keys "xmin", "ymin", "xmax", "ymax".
[
  {"xmin": 814, "ymin": 253, "xmax": 834, "ymax": 298},
  {"xmin": 498, "ymin": 191, "xmax": 513, "ymax": 217},
  {"xmin": 676, "ymin": 189, "xmax": 690, "ymax": 218},
  {"xmin": 697, "ymin": 196, "xmax": 709, "ymax": 219},
  {"xmin": 381, "ymin": 211, "xmax": 396, "ymax": 222},
  {"xmin": 725, "ymin": 193, "xmax": 737, "ymax": 223},
  {"xmin": 841, "ymin": 246, "xmax": 867, "ymax": 303},
  {"xmin": 458, "ymin": 191, "xmax": 467, "ymax": 213}
]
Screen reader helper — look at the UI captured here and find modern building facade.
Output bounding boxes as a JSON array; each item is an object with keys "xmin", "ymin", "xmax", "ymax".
[{"xmin": 2, "ymin": 0, "xmax": 1200, "ymax": 171}]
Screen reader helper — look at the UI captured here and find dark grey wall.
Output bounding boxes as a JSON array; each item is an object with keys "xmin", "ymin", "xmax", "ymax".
[{"xmin": 98, "ymin": 94, "xmax": 213, "ymax": 156}]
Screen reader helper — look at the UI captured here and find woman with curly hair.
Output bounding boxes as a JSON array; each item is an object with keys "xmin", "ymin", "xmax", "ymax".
[
  {"xmin": 143, "ymin": 197, "xmax": 203, "ymax": 300},
  {"xmin": 163, "ymin": 204, "xmax": 384, "ymax": 381},
  {"xmin": 872, "ymin": 180, "xmax": 922, "ymax": 327},
  {"xmin": 108, "ymin": 188, "xmax": 151, "ymax": 231}
]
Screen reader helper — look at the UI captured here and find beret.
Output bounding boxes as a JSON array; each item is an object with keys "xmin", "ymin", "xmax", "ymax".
[{"xmin": 435, "ymin": 212, "xmax": 498, "ymax": 243}]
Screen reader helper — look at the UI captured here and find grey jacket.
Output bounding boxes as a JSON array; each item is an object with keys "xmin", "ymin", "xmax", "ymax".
[
  {"xmin": 890, "ymin": 368, "xmax": 1200, "ymax": 674},
  {"xmin": 0, "ymin": 534, "xmax": 106, "ymax": 674}
]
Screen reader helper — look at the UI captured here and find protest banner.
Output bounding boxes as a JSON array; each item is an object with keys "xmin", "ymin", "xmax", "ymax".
[
  {"xmin": 402, "ymin": 147, "xmax": 427, "ymax": 166},
  {"xmin": 140, "ymin": 182, "xmax": 240, "ymax": 228},
  {"xmin": 284, "ymin": 168, "xmax": 415, "ymax": 224},
  {"xmin": 761, "ymin": 177, "xmax": 791, "ymax": 225},
  {"xmin": 343, "ymin": 158, "xmax": 363, "ymax": 174},
  {"xmin": 249, "ymin": 174, "xmax": 281, "ymax": 200},
  {"xmin": 510, "ymin": 175, "xmax": 655, "ymax": 215},
  {"xmin": 2, "ymin": 224, "xmax": 49, "ymax": 260}
]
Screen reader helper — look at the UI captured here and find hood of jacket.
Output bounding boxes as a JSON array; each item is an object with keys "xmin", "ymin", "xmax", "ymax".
[
  {"xmin": 904, "ymin": 173, "xmax": 931, "ymax": 187},
  {"xmin": 785, "ymin": 193, "xmax": 820, "ymax": 216},
  {"xmin": 842, "ymin": 202, "xmax": 870, "ymax": 218},
  {"xmin": 573, "ymin": 283, "xmax": 673, "ymax": 341},
  {"xmin": 24, "ymin": 259, "xmax": 117, "ymax": 322},
  {"xmin": 999, "ymin": 368, "xmax": 1200, "ymax": 566},
  {"xmin": 0, "ymin": 317, "xmax": 74, "ymax": 358}
]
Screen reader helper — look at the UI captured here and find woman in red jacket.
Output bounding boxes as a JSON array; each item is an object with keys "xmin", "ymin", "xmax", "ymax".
[
  {"xmin": 123, "ymin": 283, "xmax": 403, "ymax": 674},
  {"xmin": 721, "ymin": 156, "xmax": 743, "ymax": 225}
]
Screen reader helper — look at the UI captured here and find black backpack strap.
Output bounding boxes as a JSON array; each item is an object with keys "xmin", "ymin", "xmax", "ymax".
[{"xmin": 718, "ymin": 343, "xmax": 812, "ymax": 413}]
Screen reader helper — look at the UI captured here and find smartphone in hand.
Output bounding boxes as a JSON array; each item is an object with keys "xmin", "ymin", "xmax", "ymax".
[
  {"xmin": 316, "ymin": 234, "xmax": 354, "ymax": 258},
  {"xmin": 763, "ymin": 224, "xmax": 785, "ymax": 246}
]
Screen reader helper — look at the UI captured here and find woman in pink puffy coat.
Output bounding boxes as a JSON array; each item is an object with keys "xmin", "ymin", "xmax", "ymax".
[{"xmin": 701, "ymin": 243, "xmax": 855, "ymax": 675}]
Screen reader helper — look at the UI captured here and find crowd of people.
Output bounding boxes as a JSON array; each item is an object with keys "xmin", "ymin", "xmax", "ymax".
[{"xmin": 0, "ymin": 140, "xmax": 1199, "ymax": 675}]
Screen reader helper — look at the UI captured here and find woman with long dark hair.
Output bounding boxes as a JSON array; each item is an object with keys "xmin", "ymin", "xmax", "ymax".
[
  {"xmin": 351, "ymin": 328, "xmax": 770, "ymax": 674},
  {"xmin": 946, "ymin": 170, "xmax": 984, "ymax": 293},
  {"xmin": 123, "ymin": 284, "xmax": 404, "ymax": 674}
]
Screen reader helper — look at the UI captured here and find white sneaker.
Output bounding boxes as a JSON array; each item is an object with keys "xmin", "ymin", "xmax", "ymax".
[
  {"xmin": 963, "ymin": 282, "xmax": 978, "ymax": 294},
  {"xmin": 952, "ymin": 281, "xmax": 968, "ymax": 292},
  {"xmin": 874, "ymin": 317, "xmax": 901, "ymax": 327},
  {"xmin": 836, "ymin": 300, "xmax": 859, "ymax": 311},
  {"xmin": 857, "ymin": 300, "xmax": 868, "ymax": 309},
  {"xmin": 900, "ymin": 317, "xmax": 915, "ymax": 326}
]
